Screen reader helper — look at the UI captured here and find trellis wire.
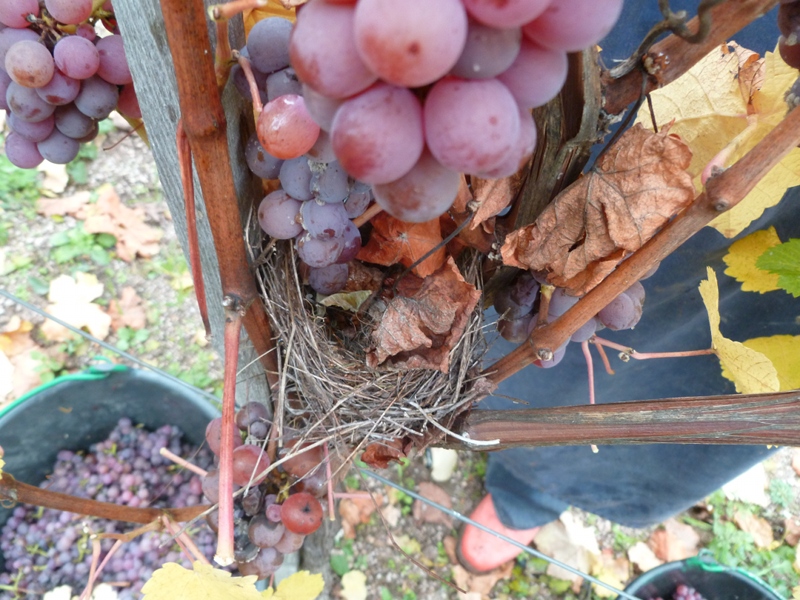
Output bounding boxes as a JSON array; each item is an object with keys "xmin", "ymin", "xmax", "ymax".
[{"xmin": 1, "ymin": 286, "xmax": 636, "ymax": 596}]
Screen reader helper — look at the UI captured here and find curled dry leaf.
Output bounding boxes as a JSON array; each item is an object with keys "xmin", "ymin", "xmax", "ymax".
[
  {"xmin": 412, "ymin": 482, "xmax": 453, "ymax": 527},
  {"xmin": 733, "ymin": 511, "xmax": 774, "ymax": 549},
  {"xmin": 357, "ymin": 213, "xmax": 446, "ymax": 278},
  {"xmin": 367, "ymin": 258, "xmax": 481, "ymax": 372},
  {"xmin": 469, "ymin": 172, "xmax": 525, "ymax": 232},
  {"xmin": 452, "ymin": 561, "xmax": 513, "ymax": 600},
  {"xmin": 339, "ymin": 494, "xmax": 380, "ymax": 539},
  {"xmin": 108, "ymin": 287, "xmax": 147, "ymax": 331},
  {"xmin": 648, "ymin": 518, "xmax": 700, "ymax": 562},
  {"xmin": 501, "ymin": 124, "xmax": 694, "ymax": 295},
  {"xmin": 36, "ymin": 190, "xmax": 92, "ymax": 217},
  {"xmin": 360, "ymin": 438, "xmax": 406, "ymax": 469}
]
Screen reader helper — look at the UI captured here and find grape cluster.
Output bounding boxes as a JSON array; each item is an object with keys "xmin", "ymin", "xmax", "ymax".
[
  {"xmin": 650, "ymin": 584, "xmax": 708, "ymax": 600},
  {"xmin": 493, "ymin": 267, "xmax": 653, "ymax": 365},
  {"xmin": 1, "ymin": 0, "xmax": 139, "ymax": 169},
  {"xmin": 201, "ymin": 402, "xmax": 325, "ymax": 580},
  {"xmin": 779, "ymin": 0, "xmax": 800, "ymax": 107},
  {"xmin": 282, "ymin": 0, "xmax": 624, "ymax": 223},
  {"xmin": 0, "ymin": 418, "xmax": 215, "ymax": 599}
]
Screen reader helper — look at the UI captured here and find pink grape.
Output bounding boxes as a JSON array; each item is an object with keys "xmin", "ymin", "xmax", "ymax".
[
  {"xmin": 54, "ymin": 36, "xmax": 100, "ymax": 80},
  {"xmin": 248, "ymin": 515, "xmax": 285, "ymax": 548},
  {"xmin": 424, "ymin": 77, "xmax": 520, "ymax": 174},
  {"xmin": 274, "ymin": 530, "xmax": 305, "ymax": 554},
  {"xmin": 301, "ymin": 84, "xmax": 343, "ymax": 131},
  {"xmin": 309, "ymin": 263, "xmax": 349, "ymax": 295},
  {"xmin": 5, "ymin": 131, "xmax": 43, "ymax": 169},
  {"xmin": 0, "ymin": 69, "xmax": 11, "ymax": 110},
  {"xmin": 372, "ymin": 150, "xmax": 460, "ymax": 223},
  {"xmin": 257, "ymin": 190, "xmax": 304, "ymax": 239},
  {"xmin": 96, "ymin": 34, "xmax": 132, "ymax": 85},
  {"xmin": 296, "ymin": 232, "xmax": 344, "ymax": 268},
  {"xmin": 289, "ymin": 1, "xmax": 376, "ymax": 99},
  {"xmin": 35, "ymin": 70, "xmax": 80, "ymax": 105},
  {"xmin": 548, "ymin": 288, "xmax": 579, "ymax": 317},
  {"xmin": 205, "ymin": 416, "xmax": 244, "ymax": 457},
  {"xmin": 116, "ymin": 83, "xmax": 141, "ymax": 118},
  {"xmin": 37, "ymin": 130, "xmax": 80, "ymax": 164},
  {"xmin": 256, "ymin": 94, "xmax": 320, "ymax": 160},
  {"xmin": 73, "ymin": 75, "xmax": 119, "ymax": 119},
  {"xmin": 238, "ymin": 547, "xmax": 284, "ymax": 578},
  {"xmin": 522, "ymin": 0, "xmax": 624, "ymax": 52},
  {"xmin": 246, "ymin": 17, "xmax": 292, "ymax": 74},
  {"xmin": 597, "ymin": 292, "xmax": 640, "ymax": 331},
  {"xmin": 5, "ymin": 41, "xmax": 54, "ymax": 88},
  {"xmin": 232, "ymin": 445, "xmax": 270, "ymax": 486},
  {"xmin": 7, "ymin": 81, "xmax": 57, "ymax": 122},
  {"xmin": 0, "ymin": 0, "xmax": 39, "ymax": 28},
  {"xmin": 0, "ymin": 28, "xmax": 39, "ymax": 66},
  {"xmin": 245, "ymin": 133, "xmax": 283, "ymax": 180},
  {"xmin": 336, "ymin": 221, "xmax": 361, "ymax": 263},
  {"xmin": 331, "ymin": 83, "xmax": 424, "ymax": 185},
  {"xmin": 235, "ymin": 402, "xmax": 270, "ymax": 431},
  {"xmin": 75, "ymin": 23, "xmax": 96, "ymax": 41},
  {"xmin": 451, "ymin": 21, "xmax": 522, "ymax": 79},
  {"xmin": 497, "ymin": 39, "xmax": 568, "ymax": 109},
  {"xmin": 477, "ymin": 107, "xmax": 536, "ymax": 178},
  {"xmin": 462, "ymin": 0, "xmax": 550, "ymax": 28},
  {"xmin": 45, "ymin": 0, "xmax": 93, "ymax": 24},
  {"xmin": 8, "ymin": 113, "xmax": 54, "ymax": 143},
  {"xmin": 354, "ymin": 0, "xmax": 468, "ymax": 87}
]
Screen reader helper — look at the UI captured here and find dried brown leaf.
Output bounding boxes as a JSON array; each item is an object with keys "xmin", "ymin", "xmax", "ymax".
[
  {"xmin": 339, "ymin": 495, "xmax": 380, "ymax": 540},
  {"xmin": 470, "ymin": 172, "xmax": 525, "ymax": 231},
  {"xmin": 36, "ymin": 191, "xmax": 92, "ymax": 217},
  {"xmin": 648, "ymin": 518, "xmax": 700, "ymax": 562},
  {"xmin": 627, "ymin": 541, "xmax": 663, "ymax": 572},
  {"xmin": 360, "ymin": 439, "xmax": 406, "ymax": 469},
  {"xmin": 443, "ymin": 535, "xmax": 458, "ymax": 564},
  {"xmin": 357, "ymin": 213, "xmax": 446, "ymax": 278},
  {"xmin": 501, "ymin": 124, "xmax": 694, "ymax": 295},
  {"xmin": 734, "ymin": 511, "xmax": 774, "ymax": 549},
  {"xmin": 367, "ymin": 258, "xmax": 481, "ymax": 373},
  {"xmin": 411, "ymin": 482, "xmax": 453, "ymax": 527},
  {"xmin": 452, "ymin": 561, "xmax": 513, "ymax": 600},
  {"xmin": 784, "ymin": 517, "xmax": 800, "ymax": 547},
  {"xmin": 534, "ymin": 512, "xmax": 600, "ymax": 585},
  {"xmin": 108, "ymin": 287, "xmax": 147, "ymax": 332}
]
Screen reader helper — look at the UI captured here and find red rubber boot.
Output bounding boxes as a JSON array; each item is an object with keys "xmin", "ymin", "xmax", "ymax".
[{"xmin": 457, "ymin": 494, "xmax": 540, "ymax": 573}]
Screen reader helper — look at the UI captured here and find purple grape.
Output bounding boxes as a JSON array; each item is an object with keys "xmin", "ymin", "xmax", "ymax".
[
  {"xmin": 54, "ymin": 103, "xmax": 96, "ymax": 139},
  {"xmin": 8, "ymin": 113, "xmax": 54, "ymax": 143},
  {"xmin": 0, "ymin": 68, "xmax": 11, "ymax": 110},
  {"xmin": 510, "ymin": 271, "xmax": 539, "ymax": 306},
  {"xmin": 539, "ymin": 344, "xmax": 567, "ymax": 368},
  {"xmin": 597, "ymin": 292, "xmax": 640, "ymax": 331},
  {"xmin": 7, "ymin": 81, "xmax": 57, "ymax": 122},
  {"xmin": 498, "ymin": 313, "xmax": 535, "ymax": 343},
  {"xmin": 96, "ymin": 34, "xmax": 132, "ymax": 85},
  {"xmin": 245, "ymin": 133, "xmax": 283, "ymax": 179},
  {"xmin": 336, "ymin": 220, "xmax": 362, "ymax": 263},
  {"xmin": 74, "ymin": 74, "xmax": 119, "ymax": 119},
  {"xmin": 5, "ymin": 131, "xmax": 43, "ymax": 168},
  {"xmin": 266, "ymin": 67, "xmax": 302, "ymax": 101},
  {"xmin": 493, "ymin": 288, "xmax": 532, "ymax": 320},
  {"xmin": 232, "ymin": 48, "xmax": 268, "ymax": 103},
  {"xmin": 309, "ymin": 263, "xmax": 349, "ymax": 294},
  {"xmin": 344, "ymin": 186, "xmax": 372, "ymax": 219},
  {"xmin": 248, "ymin": 515, "xmax": 285, "ymax": 548},
  {"xmin": 0, "ymin": 27, "xmax": 39, "ymax": 67},
  {"xmin": 296, "ymin": 232, "xmax": 345, "ymax": 268},
  {"xmin": 306, "ymin": 129, "xmax": 337, "ymax": 162},
  {"xmin": 548, "ymin": 287, "xmax": 579, "ymax": 317},
  {"xmin": 246, "ymin": 17, "xmax": 292, "ymax": 74},
  {"xmin": 301, "ymin": 83, "xmax": 343, "ymax": 131},
  {"xmin": 300, "ymin": 199, "xmax": 350, "ymax": 239},
  {"xmin": 35, "ymin": 70, "xmax": 80, "ymax": 105},
  {"xmin": 53, "ymin": 35, "xmax": 100, "ymax": 80},
  {"xmin": 257, "ymin": 190, "xmax": 303, "ymax": 239},
  {"xmin": 310, "ymin": 160, "xmax": 349, "ymax": 204},
  {"xmin": 570, "ymin": 317, "xmax": 598, "ymax": 343},
  {"xmin": 235, "ymin": 401, "xmax": 270, "ymax": 431},
  {"xmin": 37, "ymin": 129, "xmax": 80, "ymax": 164},
  {"xmin": 279, "ymin": 156, "xmax": 314, "ymax": 200}
]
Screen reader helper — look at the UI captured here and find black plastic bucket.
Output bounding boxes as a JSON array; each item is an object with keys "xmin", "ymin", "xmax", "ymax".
[
  {"xmin": 0, "ymin": 365, "xmax": 219, "ymax": 571},
  {"xmin": 619, "ymin": 554, "xmax": 784, "ymax": 600}
]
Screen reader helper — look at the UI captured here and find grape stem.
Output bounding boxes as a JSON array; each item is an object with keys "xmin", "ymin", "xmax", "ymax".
[
  {"xmin": 81, "ymin": 539, "xmax": 102, "ymax": 600},
  {"xmin": 163, "ymin": 515, "xmax": 211, "ymax": 565},
  {"xmin": 158, "ymin": 447, "xmax": 208, "ymax": 477},
  {"xmin": 79, "ymin": 538, "xmax": 124, "ymax": 600},
  {"xmin": 483, "ymin": 105, "xmax": 800, "ymax": 385},
  {"xmin": 214, "ymin": 18, "xmax": 233, "ymax": 95},
  {"xmin": 351, "ymin": 202, "xmax": 383, "ymax": 228},
  {"xmin": 593, "ymin": 336, "xmax": 716, "ymax": 361},
  {"xmin": 323, "ymin": 442, "xmax": 336, "ymax": 521},
  {"xmin": 592, "ymin": 338, "xmax": 615, "ymax": 375},
  {"xmin": 233, "ymin": 50, "xmax": 264, "ymax": 114}
]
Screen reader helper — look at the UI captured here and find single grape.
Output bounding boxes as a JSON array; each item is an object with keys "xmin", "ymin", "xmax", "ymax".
[
  {"xmin": 300, "ymin": 199, "xmax": 350, "ymax": 239},
  {"xmin": 296, "ymin": 231, "xmax": 345, "ymax": 268},
  {"xmin": 35, "ymin": 70, "xmax": 80, "ymax": 105},
  {"xmin": 301, "ymin": 84, "xmax": 344, "ymax": 132},
  {"xmin": 231, "ymin": 444, "xmax": 270, "ymax": 486},
  {"xmin": 201, "ymin": 469, "xmax": 220, "ymax": 503},
  {"xmin": 5, "ymin": 41, "xmax": 54, "ymax": 88},
  {"xmin": 257, "ymin": 190, "xmax": 304, "ymax": 239},
  {"xmin": 8, "ymin": 113, "xmax": 54, "ymax": 143},
  {"xmin": 498, "ymin": 313, "xmax": 535, "ymax": 343},
  {"xmin": 306, "ymin": 130, "xmax": 337, "ymax": 163},
  {"xmin": 204, "ymin": 416, "xmax": 244, "ymax": 456},
  {"xmin": 4, "ymin": 131, "xmax": 44, "ymax": 169},
  {"xmin": 462, "ymin": 0, "xmax": 550, "ymax": 28},
  {"xmin": 570, "ymin": 317, "xmax": 598, "ymax": 343},
  {"xmin": 280, "ymin": 441, "xmax": 325, "ymax": 478},
  {"xmin": 281, "ymin": 492, "xmax": 323, "ymax": 535},
  {"xmin": 37, "ymin": 130, "xmax": 80, "ymax": 164},
  {"xmin": 246, "ymin": 17, "xmax": 292, "ymax": 74},
  {"xmin": 44, "ymin": 0, "xmax": 93, "ymax": 25},
  {"xmin": 309, "ymin": 263, "xmax": 349, "ymax": 295},
  {"xmin": 0, "ymin": 27, "xmax": 39, "ymax": 67},
  {"xmin": 548, "ymin": 288, "xmax": 579, "ymax": 318},
  {"xmin": 256, "ymin": 94, "xmax": 320, "ymax": 160},
  {"xmin": 625, "ymin": 281, "xmax": 645, "ymax": 307},
  {"xmin": 0, "ymin": 68, "xmax": 11, "ymax": 111},
  {"xmin": 274, "ymin": 530, "xmax": 305, "ymax": 554},
  {"xmin": 372, "ymin": 150, "xmax": 460, "ymax": 223},
  {"xmin": 597, "ymin": 292, "xmax": 640, "ymax": 331},
  {"xmin": 266, "ymin": 67, "xmax": 302, "ymax": 102},
  {"xmin": 116, "ymin": 83, "xmax": 141, "ymax": 118},
  {"xmin": 331, "ymin": 82, "xmax": 424, "ymax": 184},
  {"xmin": 245, "ymin": 133, "xmax": 283, "ymax": 180},
  {"xmin": 336, "ymin": 220, "xmax": 361, "ymax": 263},
  {"xmin": 96, "ymin": 34, "xmax": 133, "ymax": 85},
  {"xmin": 289, "ymin": 1, "xmax": 377, "ymax": 99},
  {"xmin": 231, "ymin": 47, "xmax": 268, "ymax": 103},
  {"xmin": 510, "ymin": 272, "xmax": 539, "ymax": 306},
  {"xmin": 778, "ymin": 1, "xmax": 800, "ymax": 36},
  {"xmin": 53, "ymin": 36, "xmax": 100, "ymax": 80},
  {"xmin": 310, "ymin": 160, "xmax": 349, "ymax": 204},
  {"xmin": 279, "ymin": 157, "xmax": 314, "ymax": 201},
  {"xmin": 74, "ymin": 75, "xmax": 119, "ymax": 119},
  {"xmin": 538, "ymin": 344, "xmax": 567, "ymax": 368},
  {"xmin": 424, "ymin": 77, "xmax": 520, "ymax": 174},
  {"xmin": 54, "ymin": 103, "xmax": 96, "ymax": 139},
  {"xmin": 344, "ymin": 186, "xmax": 372, "ymax": 219},
  {"xmin": 354, "ymin": 0, "xmax": 468, "ymax": 87},
  {"xmin": 236, "ymin": 402, "xmax": 270, "ymax": 431},
  {"xmin": 779, "ymin": 35, "xmax": 800, "ymax": 69},
  {"xmin": 494, "ymin": 288, "xmax": 533, "ymax": 320},
  {"xmin": 250, "ymin": 421, "xmax": 269, "ymax": 440},
  {"xmin": 522, "ymin": 0, "xmax": 624, "ymax": 53},
  {"xmin": 248, "ymin": 515, "xmax": 285, "ymax": 548},
  {"xmin": 0, "ymin": 0, "xmax": 39, "ymax": 28},
  {"xmin": 75, "ymin": 23, "xmax": 96, "ymax": 41},
  {"xmin": 451, "ymin": 20, "xmax": 522, "ymax": 80},
  {"xmin": 75, "ymin": 120, "xmax": 99, "ymax": 143},
  {"xmin": 497, "ymin": 39, "xmax": 568, "ymax": 109},
  {"xmin": 265, "ymin": 502, "xmax": 283, "ymax": 523},
  {"xmin": 237, "ymin": 547, "xmax": 284, "ymax": 578},
  {"xmin": 242, "ymin": 486, "xmax": 264, "ymax": 516}
]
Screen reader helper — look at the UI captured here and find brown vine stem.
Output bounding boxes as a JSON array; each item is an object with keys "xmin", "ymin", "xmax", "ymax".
[
  {"xmin": 484, "ymin": 105, "xmax": 800, "ymax": 385},
  {"xmin": 602, "ymin": 0, "xmax": 778, "ymax": 115},
  {"xmin": 0, "ymin": 474, "xmax": 209, "ymax": 525},
  {"xmin": 160, "ymin": 0, "xmax": 279, "ymax": 390},
  {"xmin": 451, "ymin": 390, "xmax": 800, "ymax": 448}
]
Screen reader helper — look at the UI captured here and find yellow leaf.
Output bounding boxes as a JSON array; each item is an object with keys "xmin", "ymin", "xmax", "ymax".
[
  {"xmin": 723, "ymin": 335, "xmax": 800, "ymax": 392},
  {"xmin": 340, "ymin": 571, "xmax": 367, "ymax": 600},
  {"xmin": 141, "ymin": 561, "xmax": 263, "ymax": 600},
  {"xmin": 269, "ymin": 571, "xmax": 324, "ymax": 600},
  {"xmin": 244, "ymin": 1, "xmax": 295, "ymax": 37},
  {"xmin": 722, "ymin": 227, "xmax": 781, "ymax": 293},
  {"xmin": 319, "ymin": 290, "xmax": 372, "ymax": 312},
  {"xmin": 698, "ymin": 267, "xmax": 779, "ymax": 394},
  {"xmin": 40, "ymin": 273, "xmax": 112, "ymax": 342}
]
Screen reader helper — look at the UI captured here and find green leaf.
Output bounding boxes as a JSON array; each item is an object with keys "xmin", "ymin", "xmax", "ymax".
[
  {"xmin": 756, "ymin": 238, "xmax": 800, "ymax": 297},
  {"xmin": 330, "ymin": 553, "xmax": 349, "ymax": 577},
  {"xmin": 96, "ymin": 233, "xmax": 117, "ymax": 248}
]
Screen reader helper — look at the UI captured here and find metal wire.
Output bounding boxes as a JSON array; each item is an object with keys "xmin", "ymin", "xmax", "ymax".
[
  {"xmin": 362, "ymin": 469, "xmax": 644, "ymax": 600},
  {"xmin": 0, "ymin": 288, "xmax": 221, "ymax": 405}
]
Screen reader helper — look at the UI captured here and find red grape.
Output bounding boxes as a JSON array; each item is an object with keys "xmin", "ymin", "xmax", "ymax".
[{"xmin": 280, "ymin": 492, "xmax": 323, "ymax": 535}]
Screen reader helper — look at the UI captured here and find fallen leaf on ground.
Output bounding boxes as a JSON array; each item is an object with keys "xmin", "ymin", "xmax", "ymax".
[
  {"xmin": 0, "ymin": 317, "xmax": 49, "ymax": 400},
  {"xmin": 412, "ymin": 482, "xmax": 453, "ymax": 527},
  {"xmin": 533, "ymin": 512, "xmax": 600, "ymax": 585},
  {"xmin": 501, "ymin": 124, "xmax": 694, "ymax": 295},
  {"xmin": 339, "ymin": 571, "xmax": 366, "ymax": 600},
  {"xmin": 699, "ymin": 267, "xmax": 779, "ymax": 394},
  {"xmin": 648, "ymin": 518, "xmax": 700, "ymax": 562},
  {"xmin": 722, "ymin": 227, "xmax": 782, "ymax": 293},
  {"xmin": 785, "ymin": 517, "xmax": 800, "ymax": 546},
  {"xmin": 83, "ymin": 185, "xmax": 162, "ymax": 261},
  {"xmin": 590, "ymin": 550, "xmax": 630, "ymax": 598},
  {"xmin": 451, "ymin": 561, "xmax": 513, "ymax": 600},
  {"xmin": 443, "ymin": 535, "xmax": 458, "ymax": 564},
  {"xmin": 339, "ymin": 494, "xmax": 380, "ymax": 539},
  {"xmin": 36, "ymin": 191, "xmax": 92, "ymax": 217},
  {"xmin": 37, "ymin": 161, "xmax": 69, "ymax": 195},
  {"xmin": 357, "ymin": 213, "xmax": 446, "ymax": 278},
  {"xmin": 360, "ymin": 438, "xmax": 405, "ymax": 469},
  {"xmin": 734, "ymin": 511, "xmax": 775, "ymax": 549},
  {"xmin": 263, "ymin": 571, "xmax": 323, "ymax": 600},
  {"xmin": 722, "ymin": 462, "xmax": 770, "ymax": 507},
  {"xmin": 367, "ymin": 258, "xmax": 481, "ymax": 372},
  {"xmin": 141, "ymin": 561, "xmax": 261, "ymax": 600},
  {"xmin": 393, "ymin": 535, "xmax": 422, "ymax": 557},
  {"xmin": 107, "ymin": 287, "xmax": 147, "ymax": 331},
  {"xmin": 724, "ymin": 335, "xmax": 800, "ymax": 392},
  {"xmin": 40, "ymin": 273, "xmax": 112, "ymax": 342},
  {"xmin": 627, "ymin": 541, "xmax": 663, "ymax": 572}
]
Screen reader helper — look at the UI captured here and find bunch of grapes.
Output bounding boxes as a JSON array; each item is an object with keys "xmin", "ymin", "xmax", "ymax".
[
  {"xmin": 201, "ymin": 402, "xmax": 326, "ymax": 579},
  {"xmin": 650, "ymin": 584, "xmax": 708, "ymax": 600},
  {"xmin": 0, "ymin": 418, "xmax": 215, "ymax": 599},
  {"xmin": 0, "ymin": 0, "xmax": 139, "ymax": 169},
  {"xmin": 493, "ymin": 267, "xmax": 653, "ymax": 366},
  {"xmin": 282, "ymin": 0, "xmax": 624, "ymax": 223},
  {"xmin": 779, "ymin": 0, "xmax": 800, "ymax": 106}
]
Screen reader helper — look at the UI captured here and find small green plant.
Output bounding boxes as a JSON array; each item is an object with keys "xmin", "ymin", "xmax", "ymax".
[
  {"xmin": 0, "ymin": 145, "xmax": 39, "ymax": 213},
  {"xmin": 165, "ymin": 347, "xmax": 222, "ymax": 396},
  {"xmin": 65, "ymin": 140, "xmax": 98, "ymax": 184},
  {"xmin": 768, "ymin": 479, "xmax": 794, "ymax": 509},
  {"xmin": 49, "ymin": 224, "xmax": 117, "ymax": 265},
  {"xmin": 114, "ymin": 327, "xmax": 151, "ymax": 352},
  {"xmin": 31, "ymin": 351, "xmax": 67, "ymax": 384}
]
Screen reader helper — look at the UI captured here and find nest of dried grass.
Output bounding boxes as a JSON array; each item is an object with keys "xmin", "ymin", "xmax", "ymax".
[{"xmin": 247, "ymin": 220, "xmax": 491, "ymax": 461}]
